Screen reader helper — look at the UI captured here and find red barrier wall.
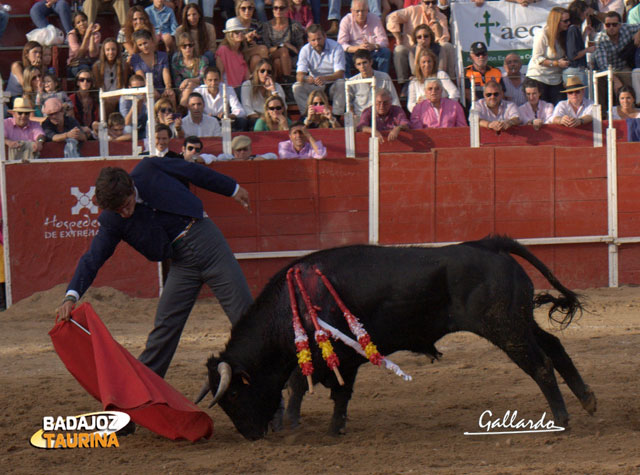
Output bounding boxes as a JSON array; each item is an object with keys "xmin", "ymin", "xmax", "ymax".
[
  {"xmin": 5, "ymin": 140, "xmax": 640, "ymax": 304},
  {"xmin": 4, "ymin": 159, "xmax": 159, "ymax": 302},
  {"xmin": 37, "ymin": 122, "xmax": 628, "ymax": 160}
]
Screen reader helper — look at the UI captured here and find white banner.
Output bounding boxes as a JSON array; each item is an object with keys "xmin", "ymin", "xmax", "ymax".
[{"xmin": 452, "ymin": 0, "xmax": 569, "ymax": 66}]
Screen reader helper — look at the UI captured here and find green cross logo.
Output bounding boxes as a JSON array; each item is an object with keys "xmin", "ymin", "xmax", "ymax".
[{"xmin": 474, "ymin": 11, "xmax": 500, "ymax": 47}]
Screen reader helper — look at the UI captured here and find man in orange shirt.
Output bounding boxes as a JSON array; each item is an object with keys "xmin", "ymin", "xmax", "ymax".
[{"xmin": 464, "ymin": 41, "xmax": 503, "ymax": 104}]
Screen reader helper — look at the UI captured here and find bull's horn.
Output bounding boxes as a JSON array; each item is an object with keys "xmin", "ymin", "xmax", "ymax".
[
  {"xmin": 194, "ymin": 380, "xmax": 210, "ymax": 404},
  {"xmin": 209, "ymin": 362, "xmax": 232, "ymax": 407}
]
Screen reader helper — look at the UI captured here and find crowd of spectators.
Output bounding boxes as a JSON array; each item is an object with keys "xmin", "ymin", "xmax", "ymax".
[{"xmin": 3, "ymin": 0, "xmax": 640, "ymax": 161}]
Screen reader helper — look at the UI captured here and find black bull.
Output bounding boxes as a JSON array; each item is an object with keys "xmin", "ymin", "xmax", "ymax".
[{"xmin": 197, "ymin": 236, "xmax": 596, "ymax": 440}]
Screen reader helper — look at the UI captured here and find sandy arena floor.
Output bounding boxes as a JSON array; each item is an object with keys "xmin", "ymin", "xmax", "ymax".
[{"xmin": 1, "ymin": 284, "xmax": 639, "ymax": 474}]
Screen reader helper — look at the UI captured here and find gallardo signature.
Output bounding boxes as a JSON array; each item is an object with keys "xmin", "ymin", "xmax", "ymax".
[{"xmin": 464, "ymin": 410, "xmax": 565, "ymax": 435}]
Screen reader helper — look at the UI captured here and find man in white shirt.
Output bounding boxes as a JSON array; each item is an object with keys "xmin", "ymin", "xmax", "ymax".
[
  {"xmin": 551, "ymin": 77, "xmax": 594, "ymax": 128},
  {"xmin": 293, "ymin": 24, "xmax": 346, "ymax": 116},
  {"xmin": 181, "ymin": 92, "xmax": 222, "ymax": 138},
  {"xmin": 475, "ymin": 79, "xmax": 521, "ymax": 133},
  {"xmin": 347, "ymin": 49, "xmax": 399, "ymax": 118},
  {"xmin": 194, "ymin": 67, "xmax": 248, "ymax": 132}
]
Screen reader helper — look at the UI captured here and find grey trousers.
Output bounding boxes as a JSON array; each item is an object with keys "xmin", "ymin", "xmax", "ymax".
[{"xmin": 139, "ymin": 218, "xmax": 253, "ymax": 377}]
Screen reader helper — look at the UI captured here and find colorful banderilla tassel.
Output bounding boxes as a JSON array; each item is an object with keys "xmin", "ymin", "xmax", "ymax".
[
  {"xmin": 314, "ymin": 267, "xmax": 385, "ymax": 366},
  {"xmin": 287, "ymin": 268, "xmax": 314, "ymax": 392},
  {"xmin": 294, "ymin": 268, "xmax": 345, "ymax": 386}
]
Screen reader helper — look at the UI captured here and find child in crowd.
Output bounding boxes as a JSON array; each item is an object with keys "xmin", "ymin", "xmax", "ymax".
[
  {"xmin": 37, "ymin": 73, "xmax": 73, "ymax": 117},
  {"xmin": 145, "ymin": 0, "xmax": 178, "ymax": 53},
  {"xmin": 288, "ymin": 0, "xmax": 313, "ymax": 28},
  {"xmin": 42, "ymin": 46, "xmax": 54, "ymax": 75},
  {"xmin": 92, "ymin": 112, "xmax": 132, "ymax": 141}
]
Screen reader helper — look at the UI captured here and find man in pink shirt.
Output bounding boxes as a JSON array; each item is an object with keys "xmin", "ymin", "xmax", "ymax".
[
  {"xmin": 409, "ymin": 79, "xmax": 467, "ymax": 129},
  {"xmin": 4, "ymin": 97, "xmax": 46, "ymax": 160},
  {"xmin": 357, "ymin": 89, "xmax": 410, "ymax": 142},
  {"xmin": 386, "ymin": 0, "xmax": 454, "ymax": 87},
  {"xmin": 338, "ymin": 0, "xmax": 391, "ymax": 74},
  {"xmin": 278, "ymin": 121, "xmax": 327, "ymax": 159}
]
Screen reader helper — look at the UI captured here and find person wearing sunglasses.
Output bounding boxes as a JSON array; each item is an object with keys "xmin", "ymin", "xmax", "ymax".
[
  {"xmin": 241, "ymin": 59, "xmax": 286, "ymax": 128},
  {"xmin": 214, "ymin": 135, "xmax": 278, "ymax": 161},
  {"xmin": 386, "ymin": 0, "xmax": 451, "ymax": 89},
  {"xmin": 172, "ymin": 32, "xmax": 208, "ymax": 108},
  {"xmin": 594, "ymin": 11, "xmax": 640, "ymax": 103},
  {"xmin": 182, "ymin": 92, "xmax": 222, "ymax": 138},
  {"xmin": 337, "ymin": 0, "xmax": 390, "ymax": 75},
  {"xmin": 304, "ymin": 89, "xmax": 339, "ymax": 128},
  {"xmin": 262, "ymin": 0, "xmax": 306, "ymax": 82},
  {"xmin": 464, "ymin": 41, "xmax": 503, "ymax": 105},
  {"xmin": 235, "ymin": 0, "xmax": 270, "ymax": 71},
  {"xmin": 550, "ymin": 76, "xmax": 594, "ymax": 127},
  {"xmin": 69, "ymin": 68, "xmax": 99, "ymax": 133},
  {"xmin": 154, "ymin": 98, "xmax": 184, "ymax": 139},
  {"xmin": 254, "ymin": 94, "xmax": 292, "ymax": 131},
  {"xmin": 526, "ymin": 7, "xmax": 571, "ymax": 105},
  {"xmin": 176, "ymin": 3, "xmax": 217, "ymax": 67},
  {"xmin": 476, "ymin": 79, "xmax": 521, "ymax": 133},
  {"xmin": 5, "ymin": 97, "xmax": 46, "ymax": 160}
]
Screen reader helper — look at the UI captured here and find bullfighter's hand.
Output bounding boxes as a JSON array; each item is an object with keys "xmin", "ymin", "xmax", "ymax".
[
  {"xmin": 233, "ymin": 186, "xmax": 251, "ymax": 213},
  {"xmin": 57, "ymin": 300, "xmax": 75, "ymax": 322}
]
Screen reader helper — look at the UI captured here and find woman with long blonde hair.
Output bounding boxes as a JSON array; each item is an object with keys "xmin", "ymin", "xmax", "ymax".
[
  {"xmin": 21, "ymin": 66, "xmax": 44, "ymax": 120},
  {"xmin": 241, "ymin": 59, "xmax": 286, "ymax": 124},
  {"xmin": 254, "ymin": 94, "xmax": 291, "ymax": 131},
  {"xmin": 235, "ymin": 0, "xmax": 269, "ymax": 71},
  {"xmin": 303, "ymin": 90, "xmax": 339, "ymax": 129},
  {"xmin": 526, "ymin": 6, "xmax": 571, "ymax": 104},
  {"xmin": 216, "ymin": 18, "xmax": 251, "ymax": 89},
  {"xmin": 7, "ymin": 41, "xmax": 43, "ymax": 98}
]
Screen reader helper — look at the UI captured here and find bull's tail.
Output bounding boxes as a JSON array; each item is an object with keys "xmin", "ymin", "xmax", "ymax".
[{"xmin": 470, "ymin": 235, "xmax": 582, "ymax": 328}]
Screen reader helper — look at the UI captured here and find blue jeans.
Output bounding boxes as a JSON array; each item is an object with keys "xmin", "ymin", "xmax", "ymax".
[
  {"xmin": 30, "ymin": 0, "xmax": 73, "ymax": 33},
  {"xmin": 328, "ymin": 0, "xmax": 341, "ymax": 20},
  {"xmin": 0, "ymin": 11, "xmax": 8, "ymax": 40},
  {"xmin": 345, "ymin": 47, "xmax": 391, "ymax": 75},
  {"xmin": 310, "ymin": 0, "xmax": 321, "ymax": 24}
]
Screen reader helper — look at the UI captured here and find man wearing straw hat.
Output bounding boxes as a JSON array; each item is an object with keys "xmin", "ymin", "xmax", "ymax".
[
  {"xmin": 4, "ymin": 97, "xmax": 46, "ymax": 160},
  {"xmin": 551, "ymin": 76, "xmax": 594, "ymax": 128}
]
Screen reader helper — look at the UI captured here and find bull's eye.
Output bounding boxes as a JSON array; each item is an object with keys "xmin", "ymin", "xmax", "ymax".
[{"xmin": 228, "ymin": 389, "xmax": 238, "ymax": 401}]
